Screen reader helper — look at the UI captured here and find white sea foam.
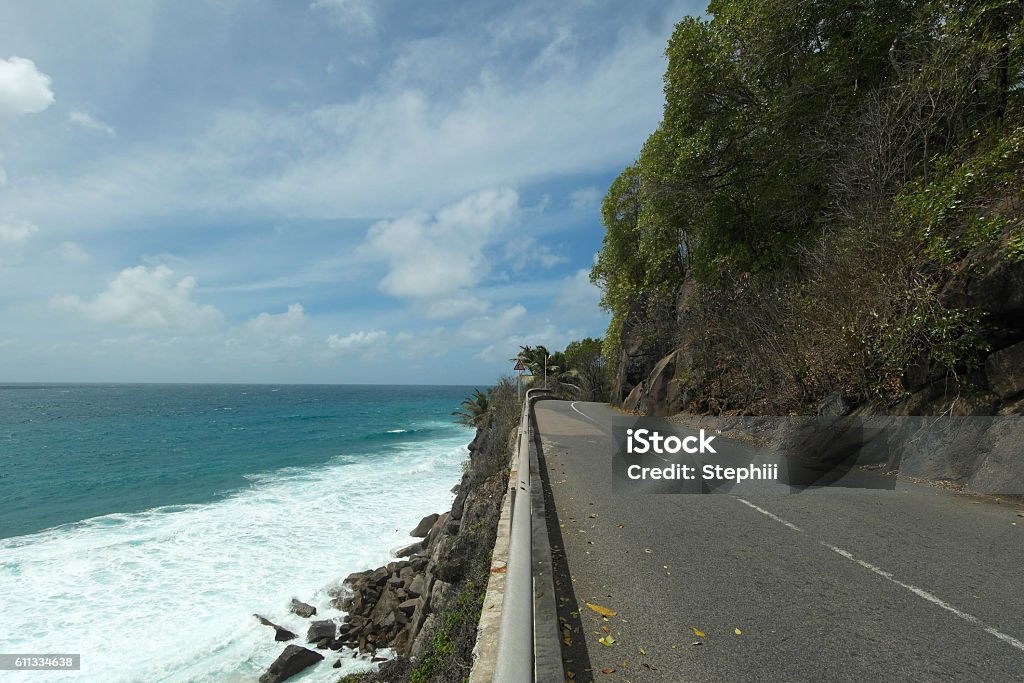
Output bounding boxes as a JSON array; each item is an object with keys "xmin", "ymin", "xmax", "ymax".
[{"xmin": 0, "ymin": 434, "xmax": 470, "ymax": 682}]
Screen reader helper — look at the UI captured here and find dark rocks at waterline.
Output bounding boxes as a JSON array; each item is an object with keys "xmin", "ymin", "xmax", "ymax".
[
  {"xmin": 289, "ymin": 598, "xmax": 317, "ymax": 618},
  {"xmin": 327, "ymin": 473, "xmax": 498, "ymax": 657},
  {"xmin": 410, "ymin": 513, "xmax": 439, "ymax": 537},
  {"xmin": 306, "ymin": 619, "xmax": 338, "ymax": 648},
  {"xmin": 275, "ymin": 627, "xmax": 297, "ymax": 642},
  {"xmin": 253, "ymin": 614, "xmax": 297, "ymax": 642},
  {"xmin": 258, "ymin": 645, "xmax": 324, "ymax": 683}
]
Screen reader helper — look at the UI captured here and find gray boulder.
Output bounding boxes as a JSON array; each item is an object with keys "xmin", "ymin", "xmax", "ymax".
[
  {"xmin": 253, "ymin": 614, "xmax": 296, "ymax": 642},
  {"xmin": 306, "ymin": 620, "xmax": 337, "ymax": 647},
  {"xmin": 258, "ymin": 645, "xmax": 323, "ymax": 683},
  {"xmin": 289, "ymin": 598, "xmax": 317, "ymax": 618},
  {"xmin": 410, "ymin": 513, "xmax": 439, "ymax": 537}
]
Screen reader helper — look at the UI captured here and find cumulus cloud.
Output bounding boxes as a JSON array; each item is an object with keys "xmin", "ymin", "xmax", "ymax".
[
  {"xmin": 0, "ymin": 218, "xmax": 38, "ymax": 245},
  {"xmin": 67, "ymin": 110, "xmax": 116, "ymax": 136},
  {"xmin": 362, "ymin": 187, "xmax": 519, "ymax": 313},
  {"xmin": 52, "ymin": 265, "xmax": 222, "ymax": 330},
  {"xmin": 569, "ymin": 186, "xmax": 602, "ymax": 210},
  {"xmin": 326, "ymin": 329, "xmax": 388, "ymax": 354},
  {"xmin": 0, "ymin": 57, "xmax": 54, "ymax": 119},
  {"xmin": 245, "ymin": 303, "xmax": 309, "ymax": 340}
]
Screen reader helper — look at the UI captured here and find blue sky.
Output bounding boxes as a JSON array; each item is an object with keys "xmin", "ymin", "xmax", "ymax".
[{"xmin": 0, "ymin": 0, "xmax": 700, "ymax": 384}]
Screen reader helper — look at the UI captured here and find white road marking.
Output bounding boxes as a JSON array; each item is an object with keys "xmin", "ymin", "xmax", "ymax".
[
  {"xmin": 569, "ymin": 402, "xmax": 601, "ymax": 425},
  {"xmin": 734, "ymin": 497, "xmax": 804, "ymax": 532},
  {"xmin": 733, "ymin": 495, "xmax": 1024, "ymax": 655},
  {"xmin": 822, "ymin": 542, "xmax": 1024, "ymax": 654}
]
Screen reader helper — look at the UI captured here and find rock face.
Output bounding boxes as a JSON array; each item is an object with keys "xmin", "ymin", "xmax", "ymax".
[
  {"xmin": 289, "ymin": 598, "xmax": 317, "ymax": 618},
  {"xmin": 258, "ymin": 645, "xmax": 323, "ymax": 683},
  {"xmin": 986, "ymin": 340, "xmax": 1024, "ymax": 399}
]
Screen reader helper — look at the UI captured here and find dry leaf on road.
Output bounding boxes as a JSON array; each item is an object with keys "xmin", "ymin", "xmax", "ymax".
[{"xmin": 585, "ymin": 602, "xmax": 618, "ymax": 617}]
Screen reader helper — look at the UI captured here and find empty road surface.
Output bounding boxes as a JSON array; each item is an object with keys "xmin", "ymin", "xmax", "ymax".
[{"xmin": 534, "ymin": 400, "xmax": 1024, "ymax": 682}]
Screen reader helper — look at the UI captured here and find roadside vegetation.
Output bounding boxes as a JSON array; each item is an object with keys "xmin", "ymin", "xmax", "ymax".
[{"xmin": 591, "ymin": 0, "xmax": 1024, "ymax": 414}]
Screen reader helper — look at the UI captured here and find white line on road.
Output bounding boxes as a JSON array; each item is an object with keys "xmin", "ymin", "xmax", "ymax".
[
  {"xmin": 569, "ymin": 402, "xmax": 601, "ymax": 425},
  {"xmin": 734, "ymin": 497, "xmax": 803, "ymax": 532},
  {"xmin": 736, "ymin": 496, "xmax": 1024, "ymax": 654},
  {"xmin": 822, "ymin": 542, "xmax": 1024, "ymax": 654}
]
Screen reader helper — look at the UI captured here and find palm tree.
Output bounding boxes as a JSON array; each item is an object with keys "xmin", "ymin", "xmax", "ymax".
[{"xmin": 452, "ymin": 388, "xmax": 490, "ymax": 427}]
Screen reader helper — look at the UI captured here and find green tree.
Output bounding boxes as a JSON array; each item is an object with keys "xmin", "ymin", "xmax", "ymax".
[
  {"xmin": 562, "ymin": 337, "xmax": 609, "ymax": 402},
  {"xmin": 451, "ymin": 388, "xmax": 490, "ymax": 427}
]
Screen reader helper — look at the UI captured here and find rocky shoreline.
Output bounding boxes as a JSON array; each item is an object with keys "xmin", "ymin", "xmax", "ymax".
[{"xmin": 252, "ymin": 407, "xmax": 516, "ymax": 683}]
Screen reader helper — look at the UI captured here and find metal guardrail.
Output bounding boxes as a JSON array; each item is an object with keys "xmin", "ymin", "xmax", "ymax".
[{"xmin": 493, "ymin": 388, "xmax": 550, "ymax": 682}]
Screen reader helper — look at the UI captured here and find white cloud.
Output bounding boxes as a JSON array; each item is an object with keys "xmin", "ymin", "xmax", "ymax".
[
  {"xmin": 0, "ymin": 57, "xmax": 54, "ymax": 119},
  {"xmin": 52, "ymin": 265, "xmax": 222, "ymax": 330},
  {"xmin": 67, "ymin": 110, "xmax": 116, "ymax": 136},
  {"xmin": 310, "ymin": 0, "xmax": 374, "ymax": 32},
  {"xmin": 424, "ymin": 295, "xmax": 489, "ymax": 320},
  {"xmin": 504, "ymin": 236, "xmax": 566, "ymax": 271},
  {"xmin": 569, "ymin": 186, "xmax": 601, "ymax": 210},
  {"xmin": 458, "ymin": 303, "xmax": 527, "ymax": 343},
  {"xmin": 326, "ymin": 329, "xmax": 388, "ymax": 354},
  {"xmin": 0, "ymin": 16, "xmax": 670, "ymax": 233},
  {"xmin": 245, "ymin": 303, "xmax": 309, "ymax": 339},
  {"xmin": 363, "ymin": 187, "xmax": 519, "ymax": 306},
  {"xmin": 553, "ymin": 268, "xmax": 607, "ymax": 327},
  {"xmin": 0, "ymin": 218, "xmax": 38, "ymax": 245}
]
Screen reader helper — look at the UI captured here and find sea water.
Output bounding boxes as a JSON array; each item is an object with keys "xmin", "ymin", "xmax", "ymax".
[{"xmin": 0, "ymin": 384, "xmax": 475, "ymax": 682}]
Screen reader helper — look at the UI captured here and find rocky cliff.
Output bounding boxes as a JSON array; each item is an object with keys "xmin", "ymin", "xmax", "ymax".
[{"xmin": 325, "ymin": 406, "xmax": 516, "ymax": 682}]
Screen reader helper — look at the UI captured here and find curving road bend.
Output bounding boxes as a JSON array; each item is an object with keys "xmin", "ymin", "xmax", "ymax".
[{"xmin": 534, "ymin": 399, "xmax": 1024, "ymax": 682}]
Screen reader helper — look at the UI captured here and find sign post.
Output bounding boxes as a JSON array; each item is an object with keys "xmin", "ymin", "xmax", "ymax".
[{"xmin": 513, "ymin": 358, "xmax": 526, "ymax": 401}]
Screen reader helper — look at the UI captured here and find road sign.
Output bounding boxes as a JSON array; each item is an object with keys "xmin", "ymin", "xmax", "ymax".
[{"xmin": 513, "ymin": 359, "xmax": 526, "ymax": 372}]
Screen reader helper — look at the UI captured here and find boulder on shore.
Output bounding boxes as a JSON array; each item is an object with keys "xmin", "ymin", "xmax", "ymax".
[
  {"xmin": 306, "ymin": 620, "xmax": 337, "ymax": 647},
  {"xmin": 253, "ymin": 614, "xmax": 297, "ymax": 642},
  {"xmin": 289, "ymin": 598, "xmax": 317, "ymax": 618},
  {"xmin": 410, "ymin": 513, "xmax": 439, "ymax": 537},
  {"xmin": 258, "ymin": 645, "xmax": 323, "ymax": 683}
]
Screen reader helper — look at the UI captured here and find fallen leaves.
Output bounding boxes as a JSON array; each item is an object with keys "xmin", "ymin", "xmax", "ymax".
[
  {"xmin": 598, "ymin": 634, "xmax": 617, "ymax": 647},
  {"xmin": 601, "ymin": 668, "xmax": 616, "ymax": 674},
  {"xmin": 585, "ymin": 602, "xmax": 618, "ymax": 618},
  {"xmin": 734, "ymin": 628, "xmax": 742, "ymax": 636},
  {"xmin": 691, "ymin": 627, "xmax": 706, "ymax": 638}
]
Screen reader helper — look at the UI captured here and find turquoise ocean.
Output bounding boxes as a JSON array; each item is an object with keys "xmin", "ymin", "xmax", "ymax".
[{"xmin": 0, "ymin": 384, "xmax": 475, "ymax": 682}]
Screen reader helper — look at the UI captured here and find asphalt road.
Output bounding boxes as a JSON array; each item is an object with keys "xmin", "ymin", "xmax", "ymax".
[{"xmin": 535, "ymin": 399, "xmax": 1024, "ymax": 682}]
